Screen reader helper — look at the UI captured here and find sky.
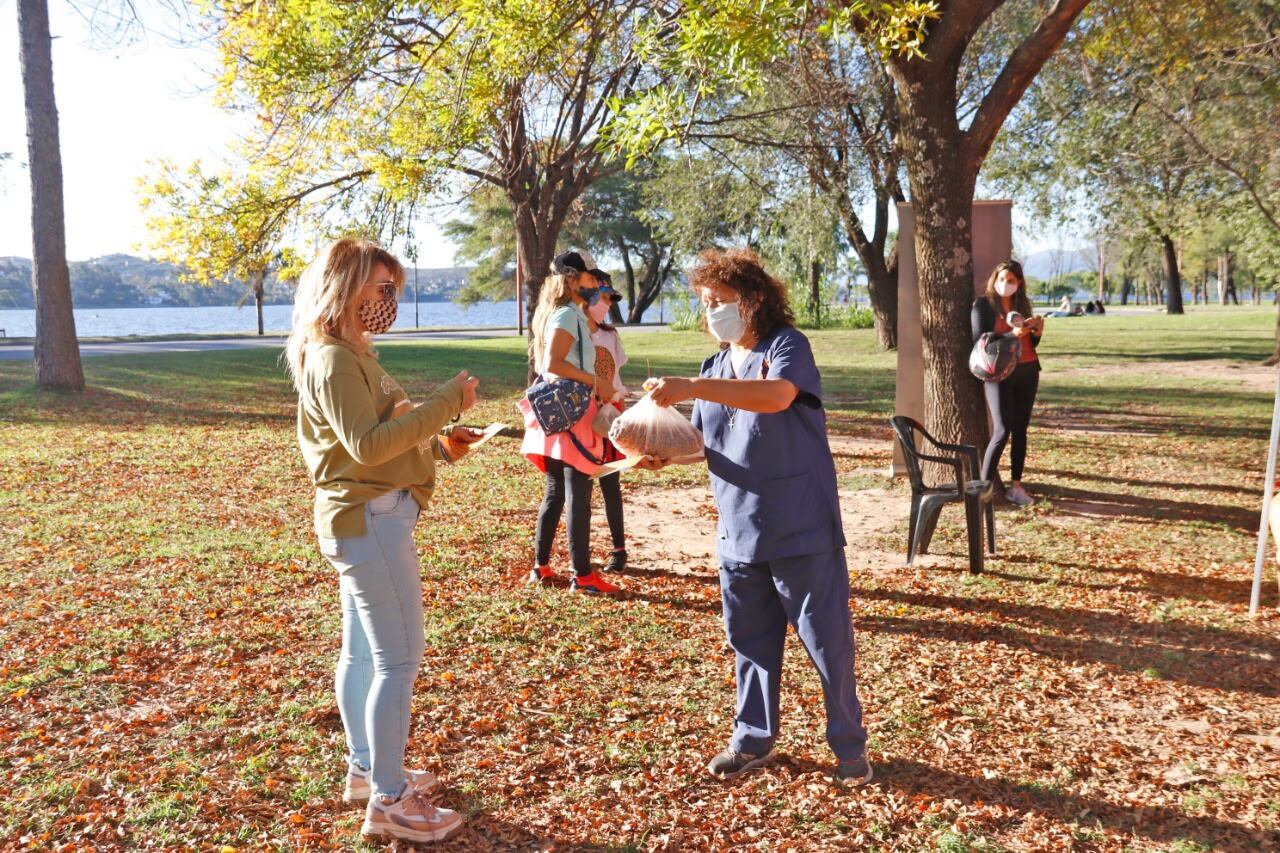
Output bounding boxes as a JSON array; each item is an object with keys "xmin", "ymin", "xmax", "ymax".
[
  {"xmin": 0, "ymin": 1, "xmax": 1067, "ymax": 271},
  {"xmin": 0, "ymin": 0, "xmax": 457, "ymax": 267}
]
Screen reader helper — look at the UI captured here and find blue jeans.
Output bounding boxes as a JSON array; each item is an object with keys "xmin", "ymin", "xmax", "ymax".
[
  {"xmin": 319, "ymin": 490, "xmax": 424, "ymax": 799},
  {"xmin": 719, "ymin": 548, "xmax": 868, "ymax": 762}
]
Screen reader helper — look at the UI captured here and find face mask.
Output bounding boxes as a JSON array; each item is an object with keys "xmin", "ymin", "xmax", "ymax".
[
  {"xmin": 577, "ymin": 287, "xmax": 601, "ymax": 306},
  {"xmin": 588, "ymin": 300, "xmax": 611, "ymax": 323},
  {"xmin": 706, "ymin": 300, "xmax": 746, "ymax": 344},
  {"xmin": 995, "ymin": 279, "xmax": 1019, "ymax": 297},
  {"xmin": 358, "ymin": 293, "xmax": 398, "ymax": 335}
]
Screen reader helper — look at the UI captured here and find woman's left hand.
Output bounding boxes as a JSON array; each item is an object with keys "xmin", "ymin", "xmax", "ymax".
[
  {"xmin": 444, "ymin": 427, "xmax": 483, "ymax": 461},
  {"xmin": 647, "ymin": 376, "xmax": 694, "ymax": 407}
]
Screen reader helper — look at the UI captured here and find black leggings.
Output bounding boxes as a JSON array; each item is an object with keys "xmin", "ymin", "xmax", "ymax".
[
  {"xmin": 598, "ymin": 472, "xmax": 625, "ymax": 551},
  {"xmin": 982, "ymin": 361, "xmax": 1040, "ymax": 483},
  {"xmin": 535, "ymin": 458, "xmax": 594, "ymax": 576}
]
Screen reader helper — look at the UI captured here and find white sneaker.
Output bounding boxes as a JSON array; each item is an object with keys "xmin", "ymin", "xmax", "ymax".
[
  {"xmin": 1005, "ymin": 485, "xmax": 1035, "ymax": 507},
  {"xmin": 344, "ymin": 765, "xmax": 439, "ymax": 806},
  {"xmin": 362, "ymin": 789, "xmax": 464, "ymax": 843}
]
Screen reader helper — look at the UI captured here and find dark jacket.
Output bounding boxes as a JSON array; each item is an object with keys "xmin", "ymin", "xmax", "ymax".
[{"xmin": 971, "ymin": 297, "xmax": 1041, "ymax": 368}]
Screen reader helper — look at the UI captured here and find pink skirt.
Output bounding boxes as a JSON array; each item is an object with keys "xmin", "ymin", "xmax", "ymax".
[{"xmin": 518, "ymin": 395, "xmax": 608, "ymax": 477}]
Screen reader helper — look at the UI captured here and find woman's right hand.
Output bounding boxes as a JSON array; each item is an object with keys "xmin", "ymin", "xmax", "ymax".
[{"xmin": 455, "ymin": 371, "xmax": 480, "ymax": 412}]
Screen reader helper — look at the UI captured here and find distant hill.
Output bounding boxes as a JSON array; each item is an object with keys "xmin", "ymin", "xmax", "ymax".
[
  {"xmin": 1020, "ymin": 248, "xmax": 1093, "ymax": 280},
  {"xmin": 0, "ymin": 255, "xmax": 472, "ymax": 311}
]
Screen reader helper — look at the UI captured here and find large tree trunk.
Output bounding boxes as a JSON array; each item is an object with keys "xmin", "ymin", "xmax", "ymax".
[
  {"xmin": 1120, "ymin": 274, "xmax": 1132, "ymax": 305},
  {"xmin": 1159, "ymin": 234, "xmax": 1184, "ymax": 315},
  {"xmin": 19, "ymin": 0, "xmax": 83, "ymax": 391},
  {"xmin": 893, "ymin": 77, "xmax": 987, "ymax": 455}
]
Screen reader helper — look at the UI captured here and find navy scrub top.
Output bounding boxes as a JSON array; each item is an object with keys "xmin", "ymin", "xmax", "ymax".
[{"xmin": 692, "ymin": 325, "xmax": 845, "ymax": 564}]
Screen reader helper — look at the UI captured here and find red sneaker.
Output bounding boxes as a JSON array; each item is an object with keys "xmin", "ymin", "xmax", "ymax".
[
  {"xmin": 572, "ymin": 570, "xmax": 620, "ymax": 595},
  {"xmin": 527, "ymin": 564, "xmax": 555, "ymax": 585}
]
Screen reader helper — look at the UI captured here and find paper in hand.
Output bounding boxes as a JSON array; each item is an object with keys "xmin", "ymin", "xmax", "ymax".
[
  {"xmin": 590, "ymin": 455, "xmax": 644, "ymax": 479},
  {"xmin": 463, "ymin": 422, "xmax": 507, "ymax": 450}
]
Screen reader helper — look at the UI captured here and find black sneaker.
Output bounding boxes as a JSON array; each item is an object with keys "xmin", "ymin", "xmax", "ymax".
[
  {"xmin": 706, "ymin": 747, "xmax": 775, "ymax": 780},
  {"xmin": 604, "ymin": 549, "xmax": 628, "ymax": 573},
  {"xmin": 834, "ymin": 755, "xmax": 874, "ymax": 787}
]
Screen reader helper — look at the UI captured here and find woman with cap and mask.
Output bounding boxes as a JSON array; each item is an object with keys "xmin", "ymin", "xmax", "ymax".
[
  {"xmin": 646, "ymin": 248, "xmax": 872, "ymax": 788},
  {"xmin": 520, "ymin": 248, "xmax": 622, "ymax": 595}
]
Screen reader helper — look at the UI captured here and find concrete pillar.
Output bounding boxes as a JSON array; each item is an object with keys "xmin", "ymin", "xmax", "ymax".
[{"xmin": 891, "ymin": 201, "xmax": 1012, "ymax": 474}]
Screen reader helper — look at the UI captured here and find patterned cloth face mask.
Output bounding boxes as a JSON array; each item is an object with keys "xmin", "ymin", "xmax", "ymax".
[{"xmin": 359, "ymin": 285, "xmax": 398, "ymax": 334}]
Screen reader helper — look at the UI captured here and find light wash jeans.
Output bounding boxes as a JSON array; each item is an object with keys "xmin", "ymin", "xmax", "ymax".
[{"xmin": 319, "ymin": 490, "xmax": 424, "ymax": 799}]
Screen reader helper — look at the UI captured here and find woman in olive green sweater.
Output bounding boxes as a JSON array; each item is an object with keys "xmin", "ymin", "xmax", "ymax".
[{"xmin": 284, "ymin": 237, "xmax": 479, "ymax": 845}]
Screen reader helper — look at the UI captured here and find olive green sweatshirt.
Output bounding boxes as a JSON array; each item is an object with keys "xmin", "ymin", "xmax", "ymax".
[{"xmin": 297, "ymin": 342, "xmax": 464, "ymax": 538}]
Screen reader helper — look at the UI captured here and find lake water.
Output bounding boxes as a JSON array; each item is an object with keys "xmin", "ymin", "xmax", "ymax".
[{"xmin": 0, "ymin": 300, "xmax": 532, "ymax": 338}]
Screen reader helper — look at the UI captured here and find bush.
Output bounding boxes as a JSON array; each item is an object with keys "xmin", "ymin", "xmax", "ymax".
[
  {"xmin": 798, "ymin": 304, "xmax": 875, "ymax": 330},
  {"xmin": 668, "ymin": 298, "xmax": 703, "ymax": 331}
]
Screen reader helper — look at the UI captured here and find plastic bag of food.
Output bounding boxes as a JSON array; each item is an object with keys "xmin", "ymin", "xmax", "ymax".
[{"xmin": 608, "ymin": 393, "xmax": 704, "ymax": 458}]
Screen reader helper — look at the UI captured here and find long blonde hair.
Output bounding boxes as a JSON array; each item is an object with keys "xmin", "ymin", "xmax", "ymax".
[
  {"xmin": 529, "ymin": 272, "xmax": 579, "ymax": 374},
  {"xmin": 284, "ymin": 236, "xmax": 404, "ymax": 392}
]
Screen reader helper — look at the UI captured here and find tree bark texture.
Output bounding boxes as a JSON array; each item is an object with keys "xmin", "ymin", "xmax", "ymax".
[{"xmin": 19, "ymin": 0, "xmax": 83, "ymax": 391}]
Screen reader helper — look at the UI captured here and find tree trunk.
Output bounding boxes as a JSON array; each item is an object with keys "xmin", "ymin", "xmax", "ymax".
[
  {"xmin": 252, "ymin": 268, "xmax": 265, "ymax": 335},
  {"xmin": 1160, "ymin": 234, "xmax": 1184, "ymax": 315},
  {"xmin": 1097, "ymin": 238, "xmax": 1106, "ymax": 302},
  {"xmin": 19, "ymin": 0, "xmax": 83, "ymax": 391},
  {"xmin": 808, "ymin": 259, "xmax": 822, "ymax": 324},
  {"xmin": 1218, "ymin": 253, "xmax": 1239, "ymax": 305},
  {"xmin": 1120, "ymin": 275, "xmax": 1131, "ymax": 305},
  {"xmin": 835, "ymin": 193, "xmax": 898, "ymax": 349},
  {"xmin": 893, "ymin": 79, "xmax": 987, "ymax": 456},
  {"xmin": 627, "ymin": 242, "xmax": 670, "ymax": 324}
]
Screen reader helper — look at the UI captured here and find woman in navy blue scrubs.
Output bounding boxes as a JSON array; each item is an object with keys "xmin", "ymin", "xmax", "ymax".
[{"xmin": 647, "ymin": 249, "xmax": 871, "ymax": 786}]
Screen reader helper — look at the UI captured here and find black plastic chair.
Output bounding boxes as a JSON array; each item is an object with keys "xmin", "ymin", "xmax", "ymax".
[{"xmin": 889, "ymin": 415, "xmax": 995, "ymax": 574}]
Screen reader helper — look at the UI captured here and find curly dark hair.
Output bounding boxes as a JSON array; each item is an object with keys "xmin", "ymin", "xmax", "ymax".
[{"xmin": 689, "ymin": 248, "xmax": 795, "ymax": 347}]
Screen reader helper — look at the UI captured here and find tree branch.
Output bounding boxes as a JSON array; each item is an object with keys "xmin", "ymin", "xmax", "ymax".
[{"xmin": 964, "ymin": 0, "xmax": 1093, "ymax": 167}]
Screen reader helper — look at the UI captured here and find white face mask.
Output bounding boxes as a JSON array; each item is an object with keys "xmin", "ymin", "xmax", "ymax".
[
  {"xmin": 995, "ymin": 279, "xmax": 1019, "ymax": 297},
  {"xmin": 706, "ymin": 300, "xmax": 747, "ymax": 344}
]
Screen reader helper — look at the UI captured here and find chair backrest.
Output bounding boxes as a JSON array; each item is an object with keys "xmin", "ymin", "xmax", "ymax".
[{"xmin": 889, "ymin": 415, "xmax": 927, "ymax": 492}]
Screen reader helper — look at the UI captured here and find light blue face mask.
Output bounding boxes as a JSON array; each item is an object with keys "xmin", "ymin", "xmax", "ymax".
[{"xmin": 706, "ymin": 300, "xmax": 746, "ymax": 344}]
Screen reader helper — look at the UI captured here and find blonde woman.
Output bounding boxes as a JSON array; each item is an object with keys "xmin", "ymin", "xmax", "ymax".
[
  {"xmin": 518, "ymin": 249, "xmax": 619, "ymax": 594},
  {"xmin": 285, "ymin": 237, "xmax": 480, "ymax": 844}
]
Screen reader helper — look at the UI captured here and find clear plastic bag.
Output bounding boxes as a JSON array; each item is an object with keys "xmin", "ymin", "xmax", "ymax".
[
  {"xmin": 592, "ymin": 403, "xmax": 621, "ymax": 437},
  {"xmin": 608, "ymin": 393, "xmax": 704, "ymax": 459}
]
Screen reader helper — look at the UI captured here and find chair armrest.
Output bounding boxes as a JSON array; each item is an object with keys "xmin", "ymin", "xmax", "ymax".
[
  {"xmin": 914, "ymin": 451, "xmax": 965, "ymax": 492},
  {"xmin": 923, "ymin": 437, "xmax": 981, "ymax": 481}
]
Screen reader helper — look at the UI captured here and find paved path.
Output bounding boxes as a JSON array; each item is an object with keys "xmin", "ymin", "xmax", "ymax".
[{"xmin": 0, "ymin": 326, "xmax": 667, "ymax": 360}]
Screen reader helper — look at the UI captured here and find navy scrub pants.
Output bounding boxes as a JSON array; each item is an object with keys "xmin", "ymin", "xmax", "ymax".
[{"xmin": 719, "ymin": 547, "xmax": 868, "ymax": 762}]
